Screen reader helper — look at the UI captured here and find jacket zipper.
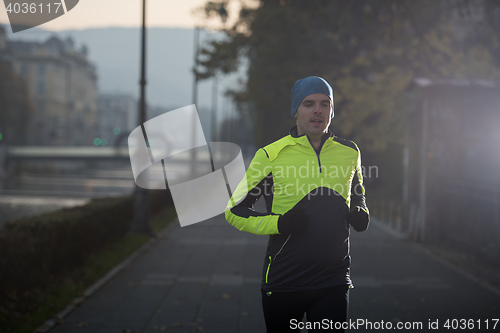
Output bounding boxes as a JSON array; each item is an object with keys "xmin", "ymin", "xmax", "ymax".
[
  {"xmin": 308, "ymin": 140, "xmax": 322, "ymax": 173},
  {"xmin": 315, "ymin": 150, "xmax": 322, "ymax": 173}
]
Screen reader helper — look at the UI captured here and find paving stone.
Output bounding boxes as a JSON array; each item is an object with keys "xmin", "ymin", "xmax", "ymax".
[{"xmin": 50, "ymin": 214, "xmax": 500, "ymax": 333}]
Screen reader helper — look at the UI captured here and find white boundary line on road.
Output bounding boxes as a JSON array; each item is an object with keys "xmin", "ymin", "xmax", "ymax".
[
  {"xmin": 36, "ymin": 218, "xmax": 179, "ymax": 333},
  {"xmin": 371, "ymin": 218, "xmax": 500, "ymax": 298}
]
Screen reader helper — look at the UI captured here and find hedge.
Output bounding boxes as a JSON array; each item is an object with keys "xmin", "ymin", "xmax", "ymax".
[{"xmin": 0, "ymin": 190, "xmax": 172, "ymax": 307}]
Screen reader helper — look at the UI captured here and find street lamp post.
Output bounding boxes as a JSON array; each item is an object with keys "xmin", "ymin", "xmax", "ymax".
[
  {"xmin": 190, "ymin": 26, "xmax": 200, "ymax": 176},
  {"xmin": 131, "ymin": 0, "xmax": 152, "ymax": 234},
  {"xmin": 213, "ymin": 3, "xmax": 227, "ymax": 143},
  {"xmin": 191, "ymin": 3, "xmax": 227, "ymax": 171},
  {"xmin": 211, "ymin": 75, "xmax": 218, "ymax": 142},
  {"xmin": 214, "ymin": 4, "xmax": 227, "ymax": 144}
]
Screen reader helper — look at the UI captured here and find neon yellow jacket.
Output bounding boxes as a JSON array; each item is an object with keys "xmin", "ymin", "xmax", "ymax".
[{"xmin": 226, "ymin": 127, "xmax": 368, "ymax": 291}]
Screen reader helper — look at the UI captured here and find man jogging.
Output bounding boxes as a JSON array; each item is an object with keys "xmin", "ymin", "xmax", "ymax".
[{"xmin": 225, "ymin": 76, "xmax": 369, "ymax": 332}]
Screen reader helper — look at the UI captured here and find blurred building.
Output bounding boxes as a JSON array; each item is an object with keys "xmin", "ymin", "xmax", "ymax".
[
  {"xmin": 97, "ymin": 93, "xmax": 136, "ymax": 146},
  {"xmin": 0, "ymin": 26, "xmax": 5, "ymax": 50},
  {"xmin": 0, "ymin": 26, "xmax": 98, "ymax": 146}
]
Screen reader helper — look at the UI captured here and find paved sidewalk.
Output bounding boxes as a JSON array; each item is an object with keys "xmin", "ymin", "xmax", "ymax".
[
  {"xmin": 50, "ymin": 214, "xmax": 500, "ymax": 333},
  {"xmin": 349, "ymin": 220, "xmax": 500, "ymax": 332}
]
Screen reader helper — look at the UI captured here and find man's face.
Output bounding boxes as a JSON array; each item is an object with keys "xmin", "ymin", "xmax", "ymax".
[{"xmin": 295, "ymin": 93, "xmax": 332, "ymax": 138}]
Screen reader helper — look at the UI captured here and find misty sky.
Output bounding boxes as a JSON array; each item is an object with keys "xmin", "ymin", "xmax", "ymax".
[{"xmin": 0, "ymin": 0, "xmax": 235, "ymax": 31}]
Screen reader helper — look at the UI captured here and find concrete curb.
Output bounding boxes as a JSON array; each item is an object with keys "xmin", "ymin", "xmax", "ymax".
[{"xmin": 35, "ymin": 218, "xmax": 179, "ymax": 333}]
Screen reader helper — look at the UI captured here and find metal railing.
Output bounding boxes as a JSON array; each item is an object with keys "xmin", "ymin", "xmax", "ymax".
[{"xmin": 368, "ymin": 199, "xmax": 402, "ymax": 231}]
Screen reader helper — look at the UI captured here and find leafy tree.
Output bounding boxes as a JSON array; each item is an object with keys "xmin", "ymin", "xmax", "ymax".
[
  {"xmin": 197, "ymin": 0, "xmax": 500, "ymax": 150},
  {"xmin": 0, "ymin": 60, "xmax": 34, "ymax": 145}
]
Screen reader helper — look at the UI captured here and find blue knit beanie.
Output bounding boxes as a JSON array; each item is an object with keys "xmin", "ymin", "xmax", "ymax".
[{"xmin": 291, "ymin": 76, "xmax": 334, "ymax": 118}]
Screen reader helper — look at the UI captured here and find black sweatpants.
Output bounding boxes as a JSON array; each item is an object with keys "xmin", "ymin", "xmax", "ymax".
[{"xmin": 261, "ymin": 285, "xmax": 349, "ymax": 332}]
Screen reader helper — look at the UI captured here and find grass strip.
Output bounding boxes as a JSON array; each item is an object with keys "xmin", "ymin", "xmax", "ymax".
[{"xmin": 1, "ymin": 206, "xmax": 177, "ymax": 333}]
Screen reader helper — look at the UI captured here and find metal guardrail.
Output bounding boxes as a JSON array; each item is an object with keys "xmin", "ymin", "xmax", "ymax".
[
  {"xmin": 6, "ymin": 146, "xmax": 131, "ymax": 160},
  {"xmin": 369, "ymin": 199, "xmax": 403, "ymax": 231},
  {"xmin": 5, "ymin": 146, "xmax": 219, "ymax": 162}
]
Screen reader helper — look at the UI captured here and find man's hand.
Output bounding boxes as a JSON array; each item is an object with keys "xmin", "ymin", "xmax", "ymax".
[
  {"xmin": 278, "ymin": 209, "xmax": 309, "ymax": 234},
  {"xmin": 348, "ymin": 206, "xmax": 369, "ymax": 232}
]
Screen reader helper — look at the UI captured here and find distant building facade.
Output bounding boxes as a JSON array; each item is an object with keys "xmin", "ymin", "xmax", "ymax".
[
  {"xmin": 0, "ymin": 26, "xmax": 98, "ymax": 146},
  {"xmin": 97, "ymin": 93, "xmax": 137, "ymax": 146}
]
